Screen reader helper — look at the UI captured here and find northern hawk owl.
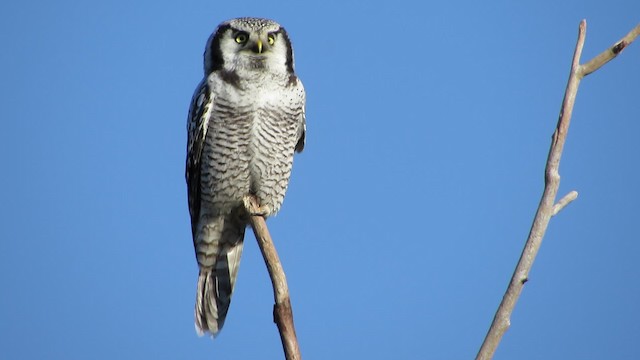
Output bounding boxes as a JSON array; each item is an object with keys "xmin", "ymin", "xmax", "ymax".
[{"xmin": 185, "ymin": 17, "xmax": 306, "ymax": 336}]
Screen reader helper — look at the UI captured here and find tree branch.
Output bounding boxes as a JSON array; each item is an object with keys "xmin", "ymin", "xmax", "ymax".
[
  {"xmin": 244, "ymin": 195, "xmax": 301, "ymax": 360},
  {"xmin": 580, "ymin": 22, "xmax": 640, "ymax": 77},
  {"xmin": 476, "ymin": 20, "xmax": 639, "ymax": 360}
]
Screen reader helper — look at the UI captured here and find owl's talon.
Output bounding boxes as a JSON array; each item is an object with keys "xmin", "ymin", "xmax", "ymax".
[
  {"xmin": 243, "ymin": 196, "xmax": 270, "ymax": 216},
  {"xmin": 251, "ymin": 206, "xmax": 270, "ymax": 216}
]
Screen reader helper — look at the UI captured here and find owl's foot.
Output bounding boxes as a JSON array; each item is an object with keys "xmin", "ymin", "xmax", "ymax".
[{"xmin": 243, "ymin": 195, "xmax": 270, "ymax": 217}]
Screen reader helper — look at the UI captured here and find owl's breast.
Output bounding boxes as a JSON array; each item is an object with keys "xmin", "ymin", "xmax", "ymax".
[{"xmin": 201, "ymin": 73, "xmax": 302, "ymax": 215}]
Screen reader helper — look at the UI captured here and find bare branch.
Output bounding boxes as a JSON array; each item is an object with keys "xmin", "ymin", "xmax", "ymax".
[
  {"xmin": 581, "ymin": 23, "xmax": 640, "ymax": 77},
  {"xmin": 477, "ymin": 19, "xmax": 637, "ymax": 359},
  {"xmin": 244, "ymin": 195, "xmax": 301, "ymax": 360},
  {"xmin": 552, "ymin": 191, "xmax": 579, "ymax": 216}
]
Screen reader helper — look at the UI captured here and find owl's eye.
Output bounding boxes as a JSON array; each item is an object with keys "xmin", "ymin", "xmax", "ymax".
[
  {"xmin": 235, "ymin": 32, "xmax": 248, "ymax": 44},
  {"xmin": 267, "ymin": 33, "xmax": 276, "ymax": 45}
]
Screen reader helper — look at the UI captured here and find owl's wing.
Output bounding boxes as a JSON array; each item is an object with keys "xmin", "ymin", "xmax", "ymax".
[
  {"xmin": 186, "ymin": 78, "xmax": 213, "ymax": 237},
  {"xmin": 294, "ymin": 77, "xmax": 306, "ymax": 153}
]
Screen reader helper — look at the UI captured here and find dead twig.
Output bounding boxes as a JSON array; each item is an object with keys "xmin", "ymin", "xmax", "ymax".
[{"xmin": 476, "ymin": 20, "xmax": 640, "ymax": 360}]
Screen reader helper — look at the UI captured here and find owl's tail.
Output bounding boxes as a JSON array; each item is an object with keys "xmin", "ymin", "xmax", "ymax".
[{"xmin": 194, "ymin": 215, "xmax": 246, "ymax": 336}]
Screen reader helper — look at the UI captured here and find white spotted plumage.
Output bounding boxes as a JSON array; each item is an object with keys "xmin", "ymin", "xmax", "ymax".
[{"xmin": 186, "ymin": 17, "xmax": 306, "ymax": 336}]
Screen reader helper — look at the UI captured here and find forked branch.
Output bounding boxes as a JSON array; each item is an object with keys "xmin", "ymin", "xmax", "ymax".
[
  {"xmin": 244, "ymin": 195, "xmax": 301, "ymax": 360},
  {"xmin": 476, "ymin": 20, "xmax": 640, "ymax": 360}
]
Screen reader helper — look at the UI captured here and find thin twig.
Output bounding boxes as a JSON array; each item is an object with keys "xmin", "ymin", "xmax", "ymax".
[
  {"xmin": 580, "ymin": 23, "xmax": 640, "ymax": 77},
  {"xmin": 477, "ymin": 19, "xmax": 639, "ymax": 359},
  {"xmin": 244, "ymin": 195, "xmax": 301, "ymax": 360},
  {"xmin": 552, "ymin": 191, "xmax": 579, "ymax": 216}
]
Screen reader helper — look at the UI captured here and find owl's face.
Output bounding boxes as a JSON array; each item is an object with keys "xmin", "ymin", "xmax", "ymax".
[{"xmin": 204, "ymin": 18, "xmax": 295, "ymax": 75}]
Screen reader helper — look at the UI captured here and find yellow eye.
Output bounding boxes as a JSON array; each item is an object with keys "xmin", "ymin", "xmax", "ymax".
[
  {"xmin": 267, "ymin": 33, "xmax": 276, "ymax": 45},
  {"xmin": 235, "ymin": 32, "xmax": 248, "ymax": 44}
]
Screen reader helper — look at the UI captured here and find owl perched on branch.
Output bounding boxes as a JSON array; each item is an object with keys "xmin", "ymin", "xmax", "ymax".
[{"xmin": 185, "ymin": 17, "xmax": 306, "ymax": 336}]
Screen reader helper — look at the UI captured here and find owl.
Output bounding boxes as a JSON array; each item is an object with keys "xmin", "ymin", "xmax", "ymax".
[{"xmin": 185, "ymin": 17, "xmax": 306, "ymax": 336}]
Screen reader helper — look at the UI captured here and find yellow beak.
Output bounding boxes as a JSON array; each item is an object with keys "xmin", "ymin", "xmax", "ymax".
[{"xmin": 257, "ymin": 39, "xmax": 263, "ymax": 54}]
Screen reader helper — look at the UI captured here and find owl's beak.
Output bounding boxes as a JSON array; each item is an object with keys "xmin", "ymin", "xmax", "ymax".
[{"xmin": 256, "ymin": 39, "xmax": 263, "ymax": 54}]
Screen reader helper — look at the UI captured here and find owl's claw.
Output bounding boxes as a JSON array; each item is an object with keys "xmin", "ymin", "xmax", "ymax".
[{"xmin": 243, "ymin": 196, "xmax": 270, "ymax": 216}]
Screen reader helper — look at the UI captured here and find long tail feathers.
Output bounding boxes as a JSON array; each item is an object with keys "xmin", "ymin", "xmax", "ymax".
[{"xmin": 195, "ymin": 227, "xmax": 245, "ymax": 336}]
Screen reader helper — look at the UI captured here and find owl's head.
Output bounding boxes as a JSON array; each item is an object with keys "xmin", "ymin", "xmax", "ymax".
[{"xmin": 203, "ymin": 17, "xmax": 295, "ymax": 75}]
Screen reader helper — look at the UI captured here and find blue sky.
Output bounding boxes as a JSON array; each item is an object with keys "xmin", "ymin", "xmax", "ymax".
[{"xmin": 1, "ymin": 1, "xmax": 639, "ymax": 359}]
